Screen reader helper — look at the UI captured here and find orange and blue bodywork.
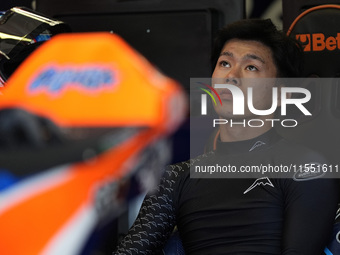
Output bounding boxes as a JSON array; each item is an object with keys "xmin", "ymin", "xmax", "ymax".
[{"xmin": 0, "ymin": 32, "xmax": 187, "ymax": 255}]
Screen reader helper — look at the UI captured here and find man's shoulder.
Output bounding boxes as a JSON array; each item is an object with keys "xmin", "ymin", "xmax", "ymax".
[
  {"xmin": 272, "ymin": 137, "xmax": 329, "ymax": 167},
  {"xmin": 276, "ymin": 137, "xmax": 325, "ymax": 155}
]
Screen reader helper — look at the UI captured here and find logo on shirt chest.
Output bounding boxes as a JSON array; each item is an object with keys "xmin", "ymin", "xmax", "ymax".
[
  {"xmin": 243, "ymin": 177, "xmax": 274, "ymax": 194},
  {"xmin": 249, "ymin": 141, "xmax": 266, "ymax": 152}
]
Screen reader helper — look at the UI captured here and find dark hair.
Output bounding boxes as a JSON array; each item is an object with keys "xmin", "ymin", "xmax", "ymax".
[{"xmin": 211, "ymin": 19, "xmax": 304, "ymax": 78}]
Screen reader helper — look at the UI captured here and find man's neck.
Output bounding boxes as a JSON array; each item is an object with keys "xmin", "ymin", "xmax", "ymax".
[{"xmin": 218, "ymin": 117, "xmax": 274, "ymax": 142}]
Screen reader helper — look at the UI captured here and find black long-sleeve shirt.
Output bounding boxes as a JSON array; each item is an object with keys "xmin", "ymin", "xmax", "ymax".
[{"xmin": 114, "ymin": 130, "xmax": 339, "ymax": 254}]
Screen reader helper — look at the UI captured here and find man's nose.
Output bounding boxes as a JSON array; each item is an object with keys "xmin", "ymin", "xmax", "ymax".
[
  {"xmin": 225, "ymin": 69, "xmax": 240, "ymax": 85},
  {"xmin": 225, "ymin": 77, "xmax": 239, "ymax": 85}
]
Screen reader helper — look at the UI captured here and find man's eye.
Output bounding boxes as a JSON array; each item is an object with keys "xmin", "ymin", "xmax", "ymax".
[
  {"xmin": 246, "ymin": 65, "xmax": 258, "ymax": 71},
  {"xmin": 220, "ymin": 61, "xmax": 230, "ymax": 68}
]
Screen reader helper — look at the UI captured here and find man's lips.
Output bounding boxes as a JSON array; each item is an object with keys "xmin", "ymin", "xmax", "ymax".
[{"xmin": 218, "ymin": 89, "xmax": 232, "ymax": 100}]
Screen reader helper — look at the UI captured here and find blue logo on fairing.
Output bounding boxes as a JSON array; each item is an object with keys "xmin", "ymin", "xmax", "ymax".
[
  {"xmin": 0, "ymin": 169, "xmax": 19, "ymax": 191},
  {"xmin": 29, "ymin": 66, "xmax": 116, "ymax": 93}
]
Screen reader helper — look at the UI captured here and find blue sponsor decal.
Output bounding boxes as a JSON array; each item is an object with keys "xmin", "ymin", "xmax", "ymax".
[
  {"xmin": 0, "ymin": 169, "xmax": 19, "ymax": 191},
  {"xmin": 34, "ymin": 34, "xmax": 52, "ymax": 42},
  {"xmin": 29, "ymin": 66, "xmax": 116, "ymax": 93}
]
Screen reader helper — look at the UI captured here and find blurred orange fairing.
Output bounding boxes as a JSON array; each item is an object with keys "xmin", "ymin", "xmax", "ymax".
[
  {"xmin": 0, "ymin": 125, "xmax": 160, "ymax": 255},
  {"xmin": 0, "ymin": 32, "xmax": 186, "ymax": 133},
  {"xmin": 0, "ymin": 32, "xmax": 187, "ymax": 255}
]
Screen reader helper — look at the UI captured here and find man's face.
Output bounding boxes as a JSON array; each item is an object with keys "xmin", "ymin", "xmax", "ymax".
[{"xmin": 211, "ymin": 39, "xmax": 279, "ymax": 119}]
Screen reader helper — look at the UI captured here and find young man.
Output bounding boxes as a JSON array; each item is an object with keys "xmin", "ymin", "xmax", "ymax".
[{"xmin": 113, "ymin": 19, "xmax": 339, "ymax": 255}]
